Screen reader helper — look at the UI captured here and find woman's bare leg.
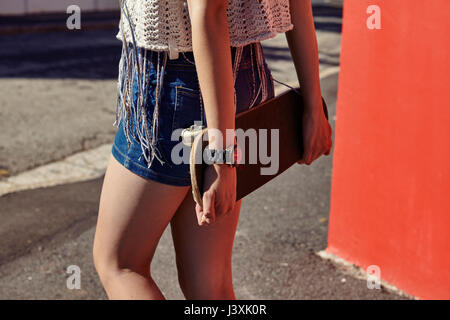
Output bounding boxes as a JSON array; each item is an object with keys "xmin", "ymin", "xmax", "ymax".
[
  {"xmin": 170, "ymin": 190, "xmax": 242, "ymax": 299},
  {"xmin": 93, "ymin": 154, "xmax": 190, "ymax": 299}
]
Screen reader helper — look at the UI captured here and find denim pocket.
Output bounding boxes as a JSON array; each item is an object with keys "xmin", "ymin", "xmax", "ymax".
[{"xmin": 172, "ymin": 85, "xmax": 203, "ymax": 137}]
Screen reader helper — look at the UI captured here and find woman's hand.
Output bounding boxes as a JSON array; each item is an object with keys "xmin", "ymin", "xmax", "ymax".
[
  {"xmin": 297, "ymin": 97, "xmax": 332, "ymax": 165},
  {"xmin": 195, "ymin": 163, "xmax": 236, "ymax": 226}
]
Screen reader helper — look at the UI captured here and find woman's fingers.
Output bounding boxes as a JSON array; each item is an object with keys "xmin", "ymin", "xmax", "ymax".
[
  {"xmin": 195, "ymin": 203, "xmax": 205, "ymax": 226},
  {"xmin": 301, "ymin": 150, "xmax": 313, "ymax": 165},
  {"xmin": 196, "ymin": 194, "xmax": 236, "ymax": 226},
  {"xmin": 301, "ymin": 141, "xmax": 330, "ymax": 165},
  {"xmin": 195, "ymin": 200, "xmax": 213, "ymax": 226},
  {"xmin": 301, "ymin": 122, "xmax": 333, "ymax": 164},
  {"xmin": 202, "ymin": 190, "xmax": 215, "ymax": 225}
]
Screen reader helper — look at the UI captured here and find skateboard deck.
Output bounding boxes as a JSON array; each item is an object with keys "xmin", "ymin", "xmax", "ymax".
[{"xmin": 190, "ymin": 87, "xmax": 329, "ymax": 207}]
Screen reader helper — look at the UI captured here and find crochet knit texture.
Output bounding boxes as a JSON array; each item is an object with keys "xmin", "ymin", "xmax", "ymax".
[
  {"xmin": 114, "ymin": 0, "xmax": 294, "ymax": 169},
  {"xmin": 117, "ymin": 0, "xmax": 294, "ymax": 53}
]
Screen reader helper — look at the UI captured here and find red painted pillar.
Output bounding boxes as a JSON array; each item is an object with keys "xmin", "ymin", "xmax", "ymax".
[{"xmin": 327, "ymin": 0, "xmax": 450, "ymax": 299}]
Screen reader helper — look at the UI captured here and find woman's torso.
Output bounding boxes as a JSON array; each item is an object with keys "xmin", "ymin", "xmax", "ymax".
[{"xmin": 117, "ymin": 0, "xmax": 293, "ymax": 59}]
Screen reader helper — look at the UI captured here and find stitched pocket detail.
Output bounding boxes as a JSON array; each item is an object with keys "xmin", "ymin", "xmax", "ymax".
[{"xmin": 172, "ymin": 85, "xmax": 202, "ymax": 136}]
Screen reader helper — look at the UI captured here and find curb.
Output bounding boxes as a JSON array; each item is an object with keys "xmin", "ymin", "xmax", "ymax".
[{"xmin": 316, "ymin": 250, "xmax": 418, "ymax": 300}]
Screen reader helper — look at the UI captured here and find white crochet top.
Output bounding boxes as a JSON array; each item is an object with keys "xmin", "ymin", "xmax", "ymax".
[{"xmin": 117, "ymin": 0, "xmax": 294, "ymax": 59}]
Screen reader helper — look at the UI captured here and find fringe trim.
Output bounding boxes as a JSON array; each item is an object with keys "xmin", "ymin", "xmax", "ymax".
[
  {"xmin": 233, "ymin": 45, "xmax": 243, "ymax": 113},
  {"xmin": 114, "ymin": 0, "xmax": 167, "ymax": 168},
  {"xmin": 113, "ymin": 0, "xmax": 249, "ymax": 169},
  {"xmin": 249, "ymin": 42, "xmax": 269, "ymax": 107}
]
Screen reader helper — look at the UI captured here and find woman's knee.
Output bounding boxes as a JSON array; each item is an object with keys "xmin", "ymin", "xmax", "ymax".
[
  {"xmin": 177, "ymin": 266, "xmax": 234, "ymax": 299},
  {"xmin": 92, "ymin": 243, "xmax": 116, "ymax": 286},
  {"xmin": 92, "ymin": 240, "xmax": 150, "ymax": 286}
]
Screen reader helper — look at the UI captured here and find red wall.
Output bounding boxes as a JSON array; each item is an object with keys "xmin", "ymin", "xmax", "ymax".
[{"xmin": 327, "ymin": 0, "xmax": 450, "ymax": 299}]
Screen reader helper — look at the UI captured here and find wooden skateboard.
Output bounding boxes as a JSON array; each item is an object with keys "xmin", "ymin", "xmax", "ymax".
[{"xmin": 189, "ymin": 87, "xmax": 329, "ymax": 207}]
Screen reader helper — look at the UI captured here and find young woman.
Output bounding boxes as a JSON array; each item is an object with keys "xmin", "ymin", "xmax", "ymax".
[{"xmin": 93, "ymin": 0, "xmax": 332, "ymax": 300}]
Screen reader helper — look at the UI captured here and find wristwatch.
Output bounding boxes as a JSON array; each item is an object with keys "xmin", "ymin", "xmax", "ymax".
[{"xmin": 204, "ymin": 143, "xmax": 239, "ymax": 167}]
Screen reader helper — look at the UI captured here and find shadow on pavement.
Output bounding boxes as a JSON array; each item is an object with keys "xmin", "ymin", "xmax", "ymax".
[
  {"xmin": 0, "ymin": 4, "xmax": 341, "ymax": 80},
  {"xmin": 0, "ymin": 29, "xmax": 122, "ymax": 79},
  {"xmin": 312, "ymin": 4, "xmax": 343, "ymax": 33}
]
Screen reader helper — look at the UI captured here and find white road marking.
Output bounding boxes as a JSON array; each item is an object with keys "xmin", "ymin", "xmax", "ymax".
[
  {"xmin": 0, "ymin": 144, "xmax": 112, "ymax": 197},
  {"xmin": 320, "ymin": 66, "xmax": 340, "ymax": 79},
  {"xmin": 274, "ymin": 66, "xmax": 340, "ymax": 95}
]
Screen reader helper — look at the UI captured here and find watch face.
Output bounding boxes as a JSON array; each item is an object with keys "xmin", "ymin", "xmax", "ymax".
[
  {"xmin": 204, "ymin": 147, "xmax": 240, "ymax": 166},
  {"xmin": 204, "ymin": 148, "xmax": 218, "ymax": 164},
  {"xmin": 210, "ymin": 149, "xmax": 219, "ymax": 162}
]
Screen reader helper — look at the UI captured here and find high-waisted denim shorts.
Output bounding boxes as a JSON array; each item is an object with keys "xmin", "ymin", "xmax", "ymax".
[{"xmin": 111, "ymin": 41, "xmax": 275, "ymax": 186}]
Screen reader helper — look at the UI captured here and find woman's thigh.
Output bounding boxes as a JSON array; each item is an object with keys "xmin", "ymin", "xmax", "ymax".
[
  {"xmin": 169, "ymin": 189, "xmax": 242, "ymax": 296},
  {"xmin": 93, "ymin": 154, "xmax": 190, "ymax": 273},
  {"xmin": 169, "ymin": 41, "xmax": 274, "ymax": 294}
]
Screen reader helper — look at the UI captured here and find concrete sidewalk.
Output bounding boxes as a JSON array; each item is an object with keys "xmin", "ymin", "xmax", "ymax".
[{"xmin": 0, "ymin": 4, "xmax": 412, "ymax": 299}]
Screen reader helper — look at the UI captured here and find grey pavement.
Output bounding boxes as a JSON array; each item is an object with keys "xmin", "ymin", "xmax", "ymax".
[
  {"xmin": 0, "ymin": 3, "xmax": 411, "ymax": 300},
  {"xmin": 0, "ymin": 28, "xmax": 121, "ymax": 176}
]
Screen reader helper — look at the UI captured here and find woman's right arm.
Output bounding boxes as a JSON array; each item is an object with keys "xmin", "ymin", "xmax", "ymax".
[{"xmin": 186, "ymin": 0, "xmax": 237, "ymax": 226}]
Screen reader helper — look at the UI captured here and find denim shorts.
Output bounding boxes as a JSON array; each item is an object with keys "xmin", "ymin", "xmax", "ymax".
[{"xmin": 111, "ymin": 41, "xmax": 275, "ymax": 186}]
